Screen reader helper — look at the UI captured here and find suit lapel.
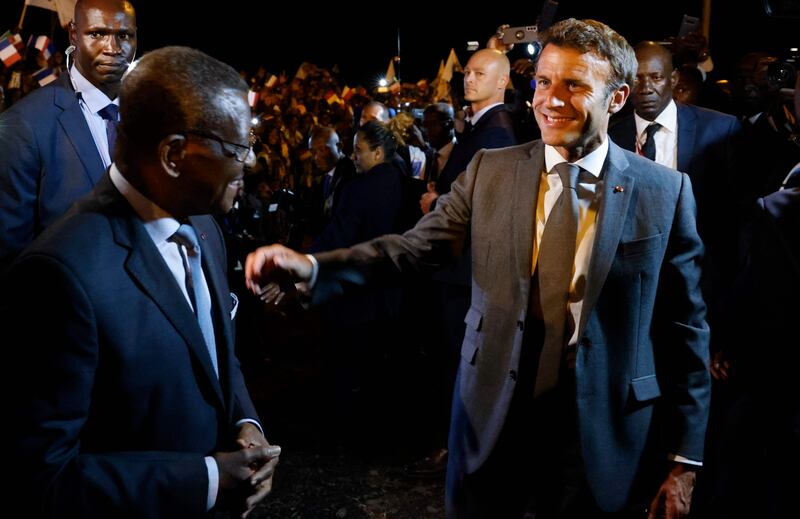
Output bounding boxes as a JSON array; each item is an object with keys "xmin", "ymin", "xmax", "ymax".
[
  {"xmin": 676, "ymin": 104, "xmax": 696, "ymax": 173},
  {"xmin": 105, "ymin": 191, "xmax": 225, "ymax": 410},
  {"xmin": 578, "ymin": 142, "xmax": 635, "ymax": 337},
  {"xmin": 512, "ymin": 142, "xmax": 544, "ymax": 290},
  {"xmin": 190, "ymin": 216, "xmax": 237, "ymax": 419},
  {"xmin": 54, "ymin": 77, "xmax": 106, "ymax": 185}
]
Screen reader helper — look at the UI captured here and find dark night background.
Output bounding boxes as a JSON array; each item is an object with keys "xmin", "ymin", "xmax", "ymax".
[{"xmin": 2, "ymin": 0, "xmax": 798, "ymax": 85}]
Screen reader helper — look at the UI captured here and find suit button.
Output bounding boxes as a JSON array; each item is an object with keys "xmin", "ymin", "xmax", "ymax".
[
  {"xmin": 509, "ymin": 369, "xmax": 517, "ymax": 381},
  {"xmin": 517, "ymin": 320, "xmax": 524, "ymax": 331}
]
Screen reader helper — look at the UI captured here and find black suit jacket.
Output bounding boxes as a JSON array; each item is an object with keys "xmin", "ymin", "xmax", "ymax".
[
  {"xmin": 5, "ymin": 174, "xmax": 259, "ymax": 517},
  {"xmin": 436, "ymin": 104, "xmax": 517, "ymax": 195},
  {"xmin": 0, "ymin": 75, "xmax": 107, "ymax": 268}
]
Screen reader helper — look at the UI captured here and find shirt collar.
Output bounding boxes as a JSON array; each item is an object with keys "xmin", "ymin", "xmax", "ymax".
[
  {"xmin": 469, "ymin": 102, "xmax": 503, "ymax": 125},
  {"xmin": 544, "ymin": 137, "xmax": 608, "ymax": 179},
  {"xmin": 71, "ymin": 64, "xmax": 117, "ymax": 114},
  {"xmin": 634, "ymin": 98, "xmax": 677, "ymax": 138},
  {"xmin": 109, "ymin": 164, "xmax": 180, "ymax": 244}
]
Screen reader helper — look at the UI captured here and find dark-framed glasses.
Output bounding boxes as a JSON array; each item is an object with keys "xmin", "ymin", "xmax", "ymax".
[{"xmin": 184, "ymin": 128, "xmax": 256, "ymax": 163}]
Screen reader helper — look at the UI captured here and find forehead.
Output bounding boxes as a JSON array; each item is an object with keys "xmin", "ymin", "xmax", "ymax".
[
  {"xmin": 78, "ymin": 3, "xmax": 136, "ymax": 28},
  {"xmin": 537, "ymin": 45, "xmax": 611, "ymax": 81},
  {"xmin": 635, "ymin": 49, "xmax": 671, "ymax": 72}
]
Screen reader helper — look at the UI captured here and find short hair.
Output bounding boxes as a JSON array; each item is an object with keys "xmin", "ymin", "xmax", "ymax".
[
  {"xmin": 424, "ymin": 102, "xmax": 455, "ymax": 121},
  {"xmin": 540, "ymin": 18, "xmax": 637, "ymax": 96},
  {"xmin": 357, "ymin": 120, "xmax": 397, "ymax": 158},
  {"xmin": 117, "ymin": 46, "xmax": 248, "ymax": 164}
]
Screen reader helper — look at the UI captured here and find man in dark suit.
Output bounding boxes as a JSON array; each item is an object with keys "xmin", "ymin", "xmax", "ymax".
[
  {"xmin": 0, "ymin": 0, "xmax": 138, "ymax": 269},
  {"xmin": 245, "ymin": 19, "xmax": 710, "ymax": 519},
  {"xmin": 308, "ymin": 125, "xmax": 356, "ymax": 234},
  {"xmin": 4, "ymin": 46, "xmax": 280, "ymax": 518},
  {"xmin": 422, "ymin": 48, "xmax": 517, "ymax": 214},
  {"xmin": 608, "ymin": 41, "xmax": 742, "ymax": 306}
]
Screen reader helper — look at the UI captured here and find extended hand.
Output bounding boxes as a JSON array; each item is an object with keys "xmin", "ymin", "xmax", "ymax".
[{"xmin": 244, "ymin": 244, "xmax": 313, "ymax": 296}]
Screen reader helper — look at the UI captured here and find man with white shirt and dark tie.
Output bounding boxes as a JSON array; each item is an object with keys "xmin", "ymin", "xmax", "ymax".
[
  {"xmin": 245, "ymin": 19, "xmax": 710, "ymax": 519},
  {"xmin": 4, "ymin": 46, "xmax": 280, "ymax": 518},
  {"xmin": 608, "ymin": 40, "xmax": 742, "ymax": 324},
  {"xmin": 0, "ymin": 0, "xmax": 137, "ymax": 269}
]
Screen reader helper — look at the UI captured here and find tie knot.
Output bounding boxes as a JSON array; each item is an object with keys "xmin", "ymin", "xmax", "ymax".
[
  {"xmin": 644, "ymin": 122, "xmax": 661, "ymax": 139},
  {"xmin": 98, "ymin": 103, "xmax": 119, "ymax": 122},
  {"xmin": 172, "ymin": 224, "xmax": 200, "ymax": 255},
  {"xmin": 553, "ymin": 162, "xmax": 581, "ymax": 191}
]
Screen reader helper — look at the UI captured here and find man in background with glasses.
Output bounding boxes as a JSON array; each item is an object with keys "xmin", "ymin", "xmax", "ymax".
[{"xmin": 4, "ymin": 46, "xmax": 279, "ymax": 518}]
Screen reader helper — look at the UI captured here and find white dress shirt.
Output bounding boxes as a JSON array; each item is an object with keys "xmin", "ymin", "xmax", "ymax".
[
  {"xmin": 533, "ymin": 140, "xmax": 606, "ymax": 345},
  {"xmin": 634, "ymin": 99, "xmax": 678, "ymax": 170}
]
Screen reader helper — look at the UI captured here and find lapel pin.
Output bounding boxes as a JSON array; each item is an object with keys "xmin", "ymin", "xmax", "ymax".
[
  {"xmin": 200, "ymin": 232, "xmax": 208, "ymax": 240},
  {"xmin": 613, "ymin": 185, "xmax": 625, "ymax": 193}
]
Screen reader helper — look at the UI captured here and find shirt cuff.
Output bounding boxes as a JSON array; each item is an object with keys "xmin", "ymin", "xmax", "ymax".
[
  {"xmin": 668, "ymin": 453, "xmax": 703, "ymax": 467},
  {"xmin": 204, "ymin": 455, "xmax": 219, "ymax": 511},
  {"xmin": 305, "ymin": 254, "xmax": 319, "ymax": 288},
  {"xmin": 236, "ymin": 418, "xmax": 264, "ymax": 437}
]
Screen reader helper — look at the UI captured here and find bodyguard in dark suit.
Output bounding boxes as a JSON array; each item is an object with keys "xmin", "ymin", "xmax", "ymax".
[
  {"xmin": 4, "ymin": 46, "xmax": 280, "ymax": 518},
  {"xmin": 0, "ymin": 0, "xmax": 138, "ymax": 269},
  {"xmin": 246, "ymin": 19, "xmax": 710, "ymax": 519},
  {"xmin": 608, "ymin": 41, "xmax": 742, "ymax": 310}
]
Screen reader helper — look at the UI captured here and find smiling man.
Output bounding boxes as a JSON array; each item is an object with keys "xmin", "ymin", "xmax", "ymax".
[
  {"xmin": 0, "ymin": 0, "xmax": 137, "ymax": 269},
  {"xmin": 243, "ymin": 18, "xmax": 710, "ymax": 519}
]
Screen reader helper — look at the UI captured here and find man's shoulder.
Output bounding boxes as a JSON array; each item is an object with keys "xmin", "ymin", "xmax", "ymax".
[
  {"xmin": 678, "ymin": 102, "xmax": 738, "ymax": 127},
  {"xmin": 1, "ymin": 79, "xmax": 70, "ymax": 121}
]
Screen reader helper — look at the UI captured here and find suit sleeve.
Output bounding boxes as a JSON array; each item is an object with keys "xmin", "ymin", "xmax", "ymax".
[
  {"xmin": 6, "ymin": 254, "xmax": 209, "ymax": 517},
  {"xmin": 653, "ymin": 173, "xmax": 712, "ymax": 461},
  {"xmin": 0, "ymin": 111, "xmax": 41, "ymax": 268},
  {"xmin": 311, "ymin": 150, "xmax": 486, "ymax": 305}
]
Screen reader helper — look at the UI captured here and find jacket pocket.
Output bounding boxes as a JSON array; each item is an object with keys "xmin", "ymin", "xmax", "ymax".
[
  {"xmin": 619, "ymin": 233, "xmax": 662, "ymax": 257},
  {"xmin": 630, "ymin": 374, "xmax": 661, "ymax": 402}
]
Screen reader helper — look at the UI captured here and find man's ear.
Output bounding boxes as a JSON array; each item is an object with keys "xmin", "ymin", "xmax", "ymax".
[
  {"xmin": 68, "ymin": 21, "xmax": 77, "ymax": 48},
  {"xmin": 160, "ymin": 134, "xmax": 187, "ymax": 178},
  {"xmin": 608, "ymin": 84, "xmax": 630, "ymax": 115}
]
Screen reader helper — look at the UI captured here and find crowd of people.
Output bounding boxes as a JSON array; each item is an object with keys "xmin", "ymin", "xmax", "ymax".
[{"xmin": 1, "ymin": 0, "xmax": 798, "ymax": 518}]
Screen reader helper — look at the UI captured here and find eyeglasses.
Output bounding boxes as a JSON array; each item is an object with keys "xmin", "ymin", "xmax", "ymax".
[{"xmin": 184, "ymin": 128, "xmax": 257, "ymax": 163}]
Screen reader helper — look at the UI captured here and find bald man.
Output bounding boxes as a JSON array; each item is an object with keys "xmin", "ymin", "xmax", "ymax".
[{"xmin": 0, "ymin": 0, "xmax": 138, "ymax": 269}]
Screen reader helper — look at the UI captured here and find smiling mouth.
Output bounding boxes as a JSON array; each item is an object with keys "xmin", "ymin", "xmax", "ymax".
[{"xmin": 541, "ymin": 114, "xmax": 573, "ymax": 124}]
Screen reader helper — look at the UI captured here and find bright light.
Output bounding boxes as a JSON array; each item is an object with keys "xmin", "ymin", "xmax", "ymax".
[
  {"xmin": 527, "ymin": 43, "xmax": 536, "ymax": 55},
  {"xmin": 378, "ymin": 78, "xmax": 388, "ymax": 87},
  {"xmin": 251, "ymin": 117, "xmax": 260, "ymax": 126}
]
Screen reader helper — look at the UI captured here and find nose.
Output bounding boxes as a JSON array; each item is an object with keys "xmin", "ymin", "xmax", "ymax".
[{"xmin": 105, "ymin": 34, "xmax": 122, "ymax": 55}]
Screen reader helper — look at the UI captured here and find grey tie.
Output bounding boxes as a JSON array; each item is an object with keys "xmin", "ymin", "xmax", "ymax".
[
  {"xmin": 98, "ymin": 103, "xmax": 119, "ymax": 157},
  {"xmin": 641, "ymin": 122, "xmax": 661, "ymax": 161},
  {"xmin": 533, "ymin": 162, "xmax": 580, "ymax": 398},
  {"xmin": 171, "ymin": 224, "xmax": 218, "ymax": 377}
]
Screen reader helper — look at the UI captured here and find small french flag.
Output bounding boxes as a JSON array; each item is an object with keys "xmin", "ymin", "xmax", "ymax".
[
  {"xmin": 0, "ymin": 37, "xmax": 22, "ymax": 67},
  {"xmin": 34, "ymin": 36, "xmax": 55, "ymax": 59},
  {"xmin": 247, "ymin": 90, "xmax": 259, "ymax": 108},
  {"xmin": 33, "ymin": 66, "xmax": 58, "ymax": 86}
]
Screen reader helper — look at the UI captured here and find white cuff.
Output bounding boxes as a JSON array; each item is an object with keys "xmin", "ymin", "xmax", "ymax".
[
  {"xmin": 668, "ymin": 453, "xmax": 703, "ymax": 466},
  {"xmin": 204, "ymin": 455, "xmax": 219, "ymax": 510},
  {"xmin": 236, "ymin": 418, "xmax": 264, "ymax": 437},
  {"xmin": 305, "ymin": 254, "xmax": 319, "ymax": 288}
]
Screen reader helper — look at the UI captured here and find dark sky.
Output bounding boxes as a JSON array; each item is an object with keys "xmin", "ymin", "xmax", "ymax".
[{"xmin": 3, "ymin": 1, "xmax": 798, "ymax": 85}]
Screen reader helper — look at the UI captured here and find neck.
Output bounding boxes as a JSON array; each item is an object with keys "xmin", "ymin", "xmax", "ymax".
[{"xmin": 471, "ymin": 97, "xmax": 502, "ymax": 114}]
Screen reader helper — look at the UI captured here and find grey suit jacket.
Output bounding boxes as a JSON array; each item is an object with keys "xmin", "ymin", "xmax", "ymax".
[{"xmin": 313, "ymin": 139, "xmax": 710, "ymax": 511}]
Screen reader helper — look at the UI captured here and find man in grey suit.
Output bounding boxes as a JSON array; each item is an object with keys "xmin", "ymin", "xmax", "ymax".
[
  {"xmin": 245, "ymin": 18, "xmax": 710, "ymax": 519},
  {"xmin": 0, "ymin": 0, "xmax": 137, "ymax": 268}
]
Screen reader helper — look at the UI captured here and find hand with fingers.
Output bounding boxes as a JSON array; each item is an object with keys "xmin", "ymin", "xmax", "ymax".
[
  {"xmin": 214, "ymin": 444, "xmax": 282, "ymax": 518},
  {"xmin": 244, "ymin": 244, "xmax": 313, "ymax": 305}
]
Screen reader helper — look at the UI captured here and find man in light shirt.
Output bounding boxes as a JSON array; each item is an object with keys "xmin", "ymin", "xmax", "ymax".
[
  {"xmin": 5, "ymin": 46, "xmax": 280, "ymax": 518},
  {"xmin": 0, "ymin": 0, "xmax": 137, "ymax": 269},
  {"xmin": 244, "ymin": 19, "xmax": 709, "ymax": 519}
]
